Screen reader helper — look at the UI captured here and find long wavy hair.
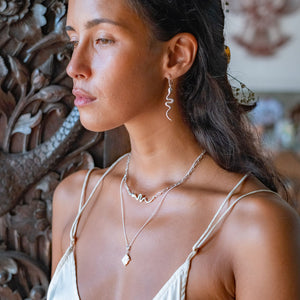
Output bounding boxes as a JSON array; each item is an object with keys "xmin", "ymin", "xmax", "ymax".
[{"xmin": 126, "ymin": 0, "xmax": 287, "ymax": 197}]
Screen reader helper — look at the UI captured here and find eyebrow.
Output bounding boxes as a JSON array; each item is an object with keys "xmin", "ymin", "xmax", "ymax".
[{"xmin": 65, "ymin": 18, "xmax": 127, "ymax": 32}]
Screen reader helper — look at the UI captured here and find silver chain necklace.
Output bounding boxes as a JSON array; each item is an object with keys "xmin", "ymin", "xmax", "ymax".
[
  {"xmin": 123, "ymin": 151, "xmax": 206, "ymax": 204},
  {"xmin": 120, "ymin": 150, "xmax": 206, "ymax": 266}
]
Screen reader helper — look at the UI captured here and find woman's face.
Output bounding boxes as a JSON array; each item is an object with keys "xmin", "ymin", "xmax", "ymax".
[{"xmin": 66, "ymin": 0, "xmax": 167, "ymax": 132}]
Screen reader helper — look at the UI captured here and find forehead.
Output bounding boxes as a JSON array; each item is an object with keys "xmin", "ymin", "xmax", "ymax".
[{"xmin": 67, "ymin": 0, "xmax": 146, "ymax": 33}]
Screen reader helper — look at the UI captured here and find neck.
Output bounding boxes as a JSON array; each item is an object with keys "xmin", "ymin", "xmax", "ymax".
[{"xmin": 123, "ymin": 108, "xmax": 204, "ymax": 194}]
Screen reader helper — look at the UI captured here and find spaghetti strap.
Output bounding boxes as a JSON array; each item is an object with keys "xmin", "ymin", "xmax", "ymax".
[
  {"xmin": 153, "ymin": 182, "xmax": 281, "ymax": 300},
  {"xmin": 78, "ymin": 168, "xmax": 97, "ymax": 212},
  {"xmin": 69, "ymin": 153, "xmax": 129, "ymax": 246},
  {"xmin": 69, "ymin": 168, "xmax": 96, "ymax": 245},
  {"xmin": 187, "ymin": 176, "xmax": 280, "ymax": 261}
]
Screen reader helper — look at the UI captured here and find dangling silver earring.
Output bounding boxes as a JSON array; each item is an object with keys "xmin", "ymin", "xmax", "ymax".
[{"xmin": 165, "ymin": 78, "xmax": 174, "ymax": 121}]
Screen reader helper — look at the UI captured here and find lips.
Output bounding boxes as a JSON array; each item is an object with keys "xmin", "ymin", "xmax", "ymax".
[{"xmin": 72, "ymin": 88, "xmax": 97, "ymax": 107}]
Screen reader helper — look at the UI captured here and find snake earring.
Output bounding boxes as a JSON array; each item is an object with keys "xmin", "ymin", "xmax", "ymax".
[{"xmin": 165, "ymin": 78, "xmax": 174, "ymax": 121}]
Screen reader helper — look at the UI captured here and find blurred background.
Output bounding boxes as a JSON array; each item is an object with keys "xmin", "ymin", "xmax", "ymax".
[{"xmin": 225, "ymin": 0, "xmax": 300, "ymax": 208}]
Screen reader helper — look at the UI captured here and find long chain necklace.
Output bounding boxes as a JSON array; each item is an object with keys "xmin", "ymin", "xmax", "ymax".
[
  {"xmin": 120, "ymin": 150, "xmax": 206, "ymax": 266},
  {"xmin": 124, "ymin": 151, "xmax": 206, "ymax": 204}
]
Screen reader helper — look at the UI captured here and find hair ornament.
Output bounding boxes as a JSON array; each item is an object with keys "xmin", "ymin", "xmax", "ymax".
[
  {"xmin": 222, "ymin": 0, "xmax": 230, "ymax": 13},
  {"xmin": 224, "ymin": 45, "xmax": 231, "ymax": 63},
  {"xmin": 228, "ymin": 74, "xmax": 258, "ymax": 106}
]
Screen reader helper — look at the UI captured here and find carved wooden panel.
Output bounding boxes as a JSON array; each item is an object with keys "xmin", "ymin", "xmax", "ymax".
[{"xmin": 0, "ymin": 1, "xmax": 130, "ymax": 298}]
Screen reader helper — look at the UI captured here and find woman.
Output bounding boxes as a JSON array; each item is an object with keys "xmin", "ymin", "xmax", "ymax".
[{"xmin": 47, "ymin": 0, "xmax": 300, "ymax": 299}]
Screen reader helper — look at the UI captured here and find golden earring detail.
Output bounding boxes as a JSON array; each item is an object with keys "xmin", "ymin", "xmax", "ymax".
[{"xmin": 165, "ymin": 78, "xmax": 174, "ymax": 121}]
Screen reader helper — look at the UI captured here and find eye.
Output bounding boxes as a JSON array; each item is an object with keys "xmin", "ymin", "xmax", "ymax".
[{"xmin": 95, "ymin": 38, "xmax": 114, "ymax": 46}]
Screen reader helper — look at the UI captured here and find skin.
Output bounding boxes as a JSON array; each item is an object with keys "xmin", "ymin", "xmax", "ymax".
[{"xmin": 51, "ymin": 0, "xmax": 300, "ymax": 299}]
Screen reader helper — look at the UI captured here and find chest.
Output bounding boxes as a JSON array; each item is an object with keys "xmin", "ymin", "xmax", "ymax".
[{"xmin": 71, "ymin": 203, "xmax": 235, "ymax": 300}]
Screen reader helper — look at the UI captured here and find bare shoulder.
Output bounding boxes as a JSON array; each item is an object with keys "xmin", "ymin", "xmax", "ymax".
[
  {"xmin": 53, "ymin": 170, "xmax": 91, "ymax": 217},
  {"xmin": 228, "ymin": 182, "xmax": 300, "ymax": 244},
  {"xmin": 51, "ymin": 167, "xmax": 105, "ymax": 273},
  {"xmin": 225, "ymin": 177, "xmax": 300, "ymax": 299},
  {"xmin": 52, "ymin": 167, "xmax": 107, "ymax": 227}
]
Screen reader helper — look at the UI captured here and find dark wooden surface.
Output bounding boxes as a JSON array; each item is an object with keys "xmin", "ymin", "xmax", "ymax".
[{"xmin": 0, "ymin": 1, "xmax": 129, "ymax": 298}]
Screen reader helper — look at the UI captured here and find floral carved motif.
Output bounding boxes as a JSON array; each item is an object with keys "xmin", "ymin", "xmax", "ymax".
[{"xmin": 0, "ymin": 0, "xmax": 130, "ymax": 298}]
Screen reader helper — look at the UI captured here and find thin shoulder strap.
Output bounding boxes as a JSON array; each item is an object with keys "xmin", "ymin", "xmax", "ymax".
[
  {"xmin": 69, "ymin": 153, "xmax": 129, "ymax": 245},
  {"xmin": 187, "ymin": 175, "xmax": 280, "ymax": 261}
]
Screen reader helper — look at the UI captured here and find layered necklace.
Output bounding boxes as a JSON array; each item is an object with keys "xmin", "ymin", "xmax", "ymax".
[{"xmin": 120, "ymin": 150, "xmax": 206, "ymax": 266}]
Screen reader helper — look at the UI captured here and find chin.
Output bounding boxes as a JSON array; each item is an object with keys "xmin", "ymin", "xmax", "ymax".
[{"xmin": 79, "ymin": 114, "xmax": 120, "ymax": 133}]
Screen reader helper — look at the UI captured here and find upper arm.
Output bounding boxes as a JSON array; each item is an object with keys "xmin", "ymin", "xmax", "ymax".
[
  {"xmin": 232, "ymin": 194, "xmax": 300, "ymax": 300},
  {"xmin": 50, "ymin": 170, "xmax": 88, "ymax": 276}
]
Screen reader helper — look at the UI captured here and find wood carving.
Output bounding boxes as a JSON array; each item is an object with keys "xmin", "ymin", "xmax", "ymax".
[
  {"xmin": 0, "ymin": 107, "xmax": 84, "ymax": 216},
  {"xmin": 0, "ymin": 0, "xmax": 129, "ymax": 298},
  {"xmin": 230, "ymin": 0, "xmax": 300, "ymax": 56}
]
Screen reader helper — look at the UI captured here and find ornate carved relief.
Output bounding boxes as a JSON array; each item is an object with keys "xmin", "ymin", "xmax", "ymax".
[{"xmin": 0, "ymin": 1, "xmax": 129, "ymax": 298}]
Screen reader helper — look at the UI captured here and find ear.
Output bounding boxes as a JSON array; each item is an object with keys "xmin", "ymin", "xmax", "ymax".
[{"xmin": 162, "ymin": 33, "xmax": 198, "ymax": 80}]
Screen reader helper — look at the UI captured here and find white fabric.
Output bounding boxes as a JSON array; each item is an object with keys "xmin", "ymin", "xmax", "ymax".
[
  {"xmin": 47, "ymin": 162, "xmax": 279, "ymax": 300},
  {"xmin": 47, "ymin": 246, "xmax": 80, "ymax": 300}
]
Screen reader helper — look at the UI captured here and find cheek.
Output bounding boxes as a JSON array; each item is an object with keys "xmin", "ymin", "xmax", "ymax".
[
  {"xmin": 79, "ymin": 47, "xmax": 165, "ymax": 132},
  {"xmin": 96, "ymin": 49, "xmax": 164, "ymax": 105}
]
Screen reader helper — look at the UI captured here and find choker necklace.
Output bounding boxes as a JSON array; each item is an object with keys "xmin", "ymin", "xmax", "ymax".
[
  {"xmin": 120, "ymin": 150, "xmax": 206, "ymax": 266},
  {"xmin": 124, "ymin": 151, "xmax": 206, "ymax": 204}
]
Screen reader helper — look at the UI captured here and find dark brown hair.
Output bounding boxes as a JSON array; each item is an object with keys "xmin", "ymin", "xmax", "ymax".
[{"xmin": 127, "ymin": 0, "xmax": 287, "ymax": 196}]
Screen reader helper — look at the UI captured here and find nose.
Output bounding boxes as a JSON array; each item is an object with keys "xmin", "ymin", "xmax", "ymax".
[{"xmin": 66, "ymin": 45, "xmax": 92, "ymax": 80}]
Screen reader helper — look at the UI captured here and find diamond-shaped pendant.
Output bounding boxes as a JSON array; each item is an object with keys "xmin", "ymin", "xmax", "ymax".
[{"xmin": 122, "ymin": 254, "xmax": 131, "ymax": 266}]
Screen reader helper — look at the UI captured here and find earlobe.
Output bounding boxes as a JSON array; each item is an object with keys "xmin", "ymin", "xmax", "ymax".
[{"xmin": 163, "ymin": 33, "xmax": 198, "ymax": 79}]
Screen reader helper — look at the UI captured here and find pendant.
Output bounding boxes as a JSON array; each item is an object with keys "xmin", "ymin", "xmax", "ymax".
[
  {"xmin": 133, "ymin": 193, "xmax": 147, "ymax": 203},
  {"xmin": 122, "ymin": 253, "xmax": 131, "ymax": 266}
]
